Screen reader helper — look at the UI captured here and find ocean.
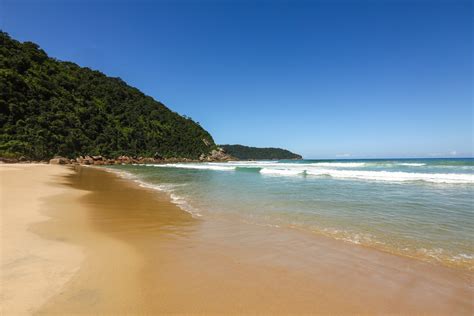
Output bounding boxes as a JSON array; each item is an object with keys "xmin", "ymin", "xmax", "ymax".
[{"xmin": 107, "ymin": 158, "xmax": 473, "ymax": 270}]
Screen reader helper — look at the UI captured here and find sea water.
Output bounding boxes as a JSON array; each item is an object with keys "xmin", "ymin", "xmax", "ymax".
[{"xmin": 107, "ymin": 158, "xmax": 474, "ymax": 270}]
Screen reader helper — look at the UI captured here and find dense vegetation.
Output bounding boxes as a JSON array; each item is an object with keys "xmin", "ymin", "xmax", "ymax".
[
  {"xmin": 0, "ymin": 32, "xmax": 216, "ymax": 159},
  {"xmin": 220, "ymin": 144, "xmax": 302, "ymax": 160}
]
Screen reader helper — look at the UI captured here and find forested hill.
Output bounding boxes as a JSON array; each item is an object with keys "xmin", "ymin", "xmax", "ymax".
[
  {"xmin": 220, "ymin": 145, "xmax": 302, "ymax": 160},
  {"xmin": 0, "ymin": 32, "xmax": 217, "ymax": 160}
]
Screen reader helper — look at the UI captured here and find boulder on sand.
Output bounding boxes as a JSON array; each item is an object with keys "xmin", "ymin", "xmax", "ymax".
[{"xmin": 49, "ymin": 157, "xmax": 69, "ymax": 165}]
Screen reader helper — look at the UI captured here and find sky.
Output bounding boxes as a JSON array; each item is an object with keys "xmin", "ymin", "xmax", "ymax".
[{"xmin": 1, "ymin": 0, "xmax": 472, "ymax": 158}]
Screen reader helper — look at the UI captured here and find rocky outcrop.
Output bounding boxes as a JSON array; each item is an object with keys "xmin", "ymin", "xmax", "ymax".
[
  {"xmin": 5, "ymin": 150, "xmax": 235, "ymax": 166},
  {"xmin": 0, "ymin": 157, "xmax": 48, "ymax": 164},
  {"xmin": 199, "ymin": 147, "xmax": 234, "ymax": 162},
  {"xmin": 0, "ymin": 157, "xmax": 19, "ymax": 163},
  {"xmin": 78, "ymin": 155, "xmax": 166, "ymax": 165}
]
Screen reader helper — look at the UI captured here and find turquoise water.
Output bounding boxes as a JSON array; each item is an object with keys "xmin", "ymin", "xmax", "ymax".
[{"xmin": 108, "ymin": 158, "xmax": 474, "ymax": 270}]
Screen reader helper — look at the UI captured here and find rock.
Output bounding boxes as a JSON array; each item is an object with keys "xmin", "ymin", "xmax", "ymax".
[
  {"xmin": 117, "ymin": 155, "xmax": 133, "ymax": 164},
  {"xmin": 83, "ymin": 156, "xmax": 94, "ymax": 165},
  {"xmin": 139, "ymin": 157, "xmax": 156, "ymax": 164},
  {"xmin": 92, "ymin": 155, "xmax": 104, "ymax": 161},
  {"xmin": 165, "ymin": 157, "xmax": 181, "ymax": 163},
  {"xmin": 49, "ymin": 157, "xmax": 69, "ymax": 165},
  {"xmin": 0, "ymin": 157, "xmax": 19, "ymax": 163},
  {"xmin": 200, "ymin": 147, "xmax": 234, "ymax": 162}
]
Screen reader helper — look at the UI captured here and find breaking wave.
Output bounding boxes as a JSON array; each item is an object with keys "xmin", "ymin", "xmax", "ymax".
[
  {"xmin": 398, "ymin": 163, "xmax": 426, "ymax": 167},
  {"xmin": 150, "ymin": 162, "xmax": 474, "ymax": 184},
  {"xmin": 150, "ymin": 163, "xmax": 235, "ymax": 171},
  {"xmin": 311, "ymin": 162, "xmax": 366, "ymax": 167},
  {"xmin": 304, "ymin": 169, "xmax": 474, "ymax": 184}
]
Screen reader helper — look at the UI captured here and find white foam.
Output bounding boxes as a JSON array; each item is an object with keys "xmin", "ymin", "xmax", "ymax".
[
  {"xmin": 151, "ymin": 163, "xmax": 236, "ymax": 171},
  {"xmin": 242, "ymin": 163, "xmax": 474, "ymax": 184},
  {"xmin": 134, "ymin": 180, "xmax": 201, "ymax": 217},
  {"xmin": 312, "ymin": 162, "xmax": 366, "ymax": 168},
  {"xmin": 138, "ymin": 181, "xmax": 201, "ymax": 217},
  {"xmin": 151, "ymin": 161, "xmax": 363, "ymax": 171},
  {"xmin": 135, "ymin": 180, "xmax": 181, "ymax": 193},
  {"xmin": 102, "ymin": 167, "xmax": 137, "ymax": 180},
  {"xmin": 104, "ymin": 167, "xmax": 201, "ymax": 217},
  {"xmin": 131, "ymin": 162, "xmax": 474, "ymax": 184},
  {"xmin": 452, "ymin": 253, "xmax": 474, "ymax": 260},
  {"xmin": 320, "ymin": 227, "xmax": 377, "ymax": 245},
  {"xmin": 304, "ymin": 169, "xmax": 474, "ymax": 184},
  {"xmin": 169, "ymin": 193, "xmax": 202, "ymax": 217},
  {"xmin": 227, "ymin": 160, "xmax": 276, "ymax": 164},
  {"xmin": 259, "ymin": 168, "xmax": 305, "ymax": 176},
  {"xmin": 228, "ymin": 161, "xmax": 367, "ymax": 169},
  {"xmin": 398, "ymin": 163, "xmax": 426, "ymax": 167}
]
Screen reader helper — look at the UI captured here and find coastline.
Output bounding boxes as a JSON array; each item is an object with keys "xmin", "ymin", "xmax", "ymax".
[
  {"xmin": 108, "ymin": 160, "xmax": 474, "ymax": 271},
  {"xmin": 1, "ymin": 164, "xmax": 472, "ymax": 314}
]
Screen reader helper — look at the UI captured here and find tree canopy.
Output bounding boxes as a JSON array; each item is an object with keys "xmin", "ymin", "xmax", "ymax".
[
  {"xmin": 220, "ymin": 144, "xmax": 302, "ymax": 160},
  {"xmin": 0, "ymin": 31, "xmax": 216, "ymax": 159}
]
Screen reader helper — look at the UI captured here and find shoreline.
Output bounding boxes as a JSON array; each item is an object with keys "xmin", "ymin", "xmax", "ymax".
[
  {"xmin": 106, "ymin": 164, "xmax": 473, "ymax": 272},
  {"xmin": 1, "ymin": 164, "xmax": 473, "ymax": 314}
]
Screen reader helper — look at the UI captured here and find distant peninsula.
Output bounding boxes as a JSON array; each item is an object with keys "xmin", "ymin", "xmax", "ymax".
[{"xmin": 220, "ymin": 144, "xmax": 302, "ymax": 160}]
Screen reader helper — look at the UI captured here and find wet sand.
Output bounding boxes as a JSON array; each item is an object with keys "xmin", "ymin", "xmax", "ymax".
[{"xmin": 2, "ymin": 165, "xmax": 473, "ymax": 314}]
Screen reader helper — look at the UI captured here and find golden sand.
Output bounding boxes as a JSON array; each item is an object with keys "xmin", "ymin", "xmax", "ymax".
[
  {"xmin": 0, "ymin": 165, "xmax": 85, "ymax": 315},
  {"xmin": 1, "ymin": 165, "xmax": 473, "ymax": 314}
]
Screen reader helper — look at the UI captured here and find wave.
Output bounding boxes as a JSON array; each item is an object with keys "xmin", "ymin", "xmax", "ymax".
[
  {"xmin": 260, "ymin": 168, "xmax": 305, "ymax": 176},
  {"xmin": 319, "ymin": 227, "xmax": 473, "ymax": 269},
  {"xmin": 312, "ymin": 162, "xmax": 366, "ymax": 168},
  {"xmin": 168, "ymin": 193, "xmax": 202, "ymax": 217},
  {"xmin": 138, "ymin": 181, "xmax": 202, "ymax": 217},
  {"xmin": 136, "ymin": 181, "xmax": 201, "ymax": 216},
  {"xmin": 149, "ymin": 161, "xmax": 468, "ymax": 172},
  {"xmin": 135, "ymin": 180, "xmax": 182, "ymax": 193},
  {"xmin": 304, "ymin": 169, "xmax": 473, "ymax": 184},
  {"xmin": 149, "ymin": 163, "xmax": 236, "ymax": 171},
  {"xmin": 136, "ymin": 162, "xmax": 473, "ymax": 184},
  {"xmin": 227, "ymin": 160, "xmax": 276, "ymax": 164},
  {"xmin": 228, "ymin": 161, "xmax": 366, "ymax": 168},
  {"xmin": 104, "ymin": 167, "xmax": 202, "ymax": 217},
  {"xmin": 397, "ymin": 163, "xmax": 426, "ymax": 167}
]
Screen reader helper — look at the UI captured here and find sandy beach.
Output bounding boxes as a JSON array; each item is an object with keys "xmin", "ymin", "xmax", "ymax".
[
  {"xmin": 0, "ymin": 165, "xmax": 85, "ymax": 315},
  {"xmin": 1, "ymin": 164, "xmax": 473, "ymax": 314}
]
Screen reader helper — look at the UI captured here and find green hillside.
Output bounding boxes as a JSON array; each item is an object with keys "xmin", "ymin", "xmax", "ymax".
[
  {"xmin": 220, "ymin": 144, "xmax": 302, "ymax": 160},
  {"xmin": 0, "ymin": 32, "xmax": 216, "ymax": 159}
]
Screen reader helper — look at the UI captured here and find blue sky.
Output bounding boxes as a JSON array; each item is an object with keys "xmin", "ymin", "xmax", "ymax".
[{"xmin": 2, "ymin": 0, "xmax": 472, "ymax": 158}]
